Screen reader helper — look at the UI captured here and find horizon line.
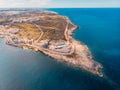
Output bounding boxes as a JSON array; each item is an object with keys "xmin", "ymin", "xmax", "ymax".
[{"xmin": 0, "ymin": 7, "xmax": 120, "ymax": 9}]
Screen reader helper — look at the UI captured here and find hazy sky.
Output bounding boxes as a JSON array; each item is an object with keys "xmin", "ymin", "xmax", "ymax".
[{"xmin": 0, "ymin": 0, "xmax": 119, "ymax": 8}]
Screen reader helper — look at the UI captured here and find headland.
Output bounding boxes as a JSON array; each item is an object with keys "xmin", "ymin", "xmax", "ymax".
[{"xmin": 0, "ymin": 10, "xmax": 103, "ymax": 76}]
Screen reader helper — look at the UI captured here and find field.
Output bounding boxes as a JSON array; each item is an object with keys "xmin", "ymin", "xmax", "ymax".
[{"xmin": 11, "ymin": 14, "xmax": 67, "ymax": 42}]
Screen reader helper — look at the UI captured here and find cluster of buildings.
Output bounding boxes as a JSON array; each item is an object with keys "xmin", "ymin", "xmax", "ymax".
[
  {"xmin": 0, "ymin": 25, "xmax": 9, "ymax": 28},
  {"xmin": 10, "ymin": 36, "xmax": 34, "ymax": 45},
  {"xmin": 48, "ymin": 41, "xmax": 71, "ymax": 53},
  {"xmin": 12, "ymin": 17, "xmax": 40, "ymax": 23}
]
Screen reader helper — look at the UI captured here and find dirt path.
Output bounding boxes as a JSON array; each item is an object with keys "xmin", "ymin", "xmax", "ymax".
[{"xmin": 34, "ymin": 24, "xmax": 44, "ymax": 42}]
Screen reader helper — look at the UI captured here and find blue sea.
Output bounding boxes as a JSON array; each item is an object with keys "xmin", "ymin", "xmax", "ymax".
[{"xmin": 0, "ymin": 8, "xmax": 120, "ymax": 90}]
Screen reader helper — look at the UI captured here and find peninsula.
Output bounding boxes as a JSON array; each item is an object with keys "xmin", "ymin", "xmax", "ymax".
[{"xmin": 0, "ymin": 10, "xmax": 103, "ymax": 76}]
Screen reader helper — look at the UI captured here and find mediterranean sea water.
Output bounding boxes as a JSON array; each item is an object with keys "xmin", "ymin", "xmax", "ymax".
[{"xmin": 0, "ymin": 8, "xmax": 120, "ymax": 90}]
